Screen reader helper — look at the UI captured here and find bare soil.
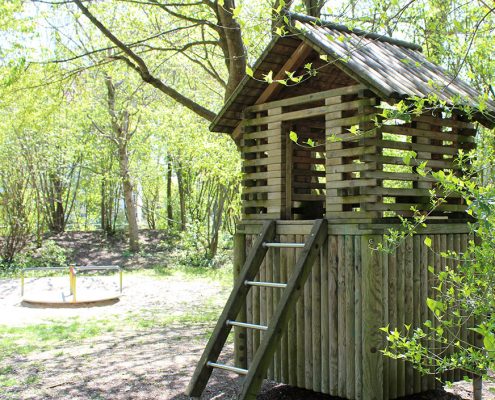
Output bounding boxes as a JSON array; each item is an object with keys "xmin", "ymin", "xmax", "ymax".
[{"xmin": 48, "ymin": 230, "xmax": 173, "ymax": 269}]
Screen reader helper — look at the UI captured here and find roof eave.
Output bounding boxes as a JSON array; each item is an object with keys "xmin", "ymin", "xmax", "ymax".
[{"xmin": 209, "ymin": 36, "xmax": 282, "ymax": 134}]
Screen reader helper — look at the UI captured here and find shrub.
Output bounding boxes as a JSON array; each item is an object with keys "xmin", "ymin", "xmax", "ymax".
[{"xmin": 13, "ymin": 240, "xmax": 68, "ymax": 268}]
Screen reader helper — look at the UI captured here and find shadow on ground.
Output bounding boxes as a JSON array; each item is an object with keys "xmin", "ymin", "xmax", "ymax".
[{"xmin": 3, "ymin": 318, "xmax": 468, "ymax": 400}]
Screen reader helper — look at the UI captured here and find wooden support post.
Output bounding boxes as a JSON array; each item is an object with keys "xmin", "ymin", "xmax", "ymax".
[
  {"xmin": 473, "ymin": 322, "xmax": 483, "ymax": 400},
  {"xmin": 361, "ymin": 235, "xmax": 383, "ymax": 400},
  {"xmin": 234, "ymin": 232, "xmax": 247, "ymax": 369}
]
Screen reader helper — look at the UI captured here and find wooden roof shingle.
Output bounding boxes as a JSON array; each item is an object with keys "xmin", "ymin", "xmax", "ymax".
[{"xmin": 211, "ymin": 12, "xmax": 495, "ymax": 133}]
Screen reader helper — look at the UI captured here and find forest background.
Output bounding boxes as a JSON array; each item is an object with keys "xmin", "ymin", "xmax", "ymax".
[{"xmin": 0, "ymin": 0, "xmax": 493, "ymax": 266}]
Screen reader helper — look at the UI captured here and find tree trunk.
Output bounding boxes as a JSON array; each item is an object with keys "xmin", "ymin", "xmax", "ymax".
[
  {"xmin": 104, "ymin": 74, "xmax": 140, "ymax": 252},
  {"xmin": 303, "ymin": 0, "xmax": 326, "ymax": 17},
  {"xmin": 118, "ymin": 146, "xmax": 140, "ymax": 252},
  {"xmin": 166, "ymin": 156, "xmax": 173, "ymax": 229},
  {"xmin": 176, "ymin": 162, "xmax": 186, "ymax": 232},
  {"xmin": 208, "ymin": 185, "xmax": 227, "ymax": 259}
]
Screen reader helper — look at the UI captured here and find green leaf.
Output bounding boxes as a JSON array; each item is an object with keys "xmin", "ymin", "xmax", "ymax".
[
  {"xmin": 306, "ymin": 138, "xmax": 315, "ymax": 147},
  {"xmin": 484, "ymin": 333, "xmax": 495, "ymax": 352},
  {"xmin": 426, "ymin": 298, "xmax": 446, "ymax": 316},
  {"xmin": 424, "ymin": 237, "xmax": 432, "ymax": 248},
  {"xmin": 289, "ymin": 130, "xmax": 298, "ymax": 143},
  {"xmin": 263, "ymin": 71, "xmax": 273, "ymax": 84},
  {"xmin": 231, "ymin": 5, "xmax": 242, "ymax": 19},
  {"xmin": 245, "ymin": 65, "xmax": 253, "ymax": 77}
]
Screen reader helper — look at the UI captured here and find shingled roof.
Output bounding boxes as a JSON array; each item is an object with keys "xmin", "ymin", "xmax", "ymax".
[{"xmin": 211, "ymin": 12, "xmax": 495, "ymax": 133}]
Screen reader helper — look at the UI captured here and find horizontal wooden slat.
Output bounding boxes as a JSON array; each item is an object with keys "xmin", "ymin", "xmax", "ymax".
[
  {"xmin": 383, "ymin": 125, "xmax": 475, "ymax": 143},
  {"xmin": 365, "ymin": 203, "xmax": 467, "ymax": 212},
  {"xmin": 243, "ymin": 142, "xmax": 282, "ymax": 153},
  {"xmin": 362, "ymin": 155, "xmax": 459, "ymax": 170},
  {"xmin": 361, "ymin": 187, "xmax": 461, "ymax": 198},
  {"xmin": 361, "ymin": 171, "xmax": 436, "ymax": 182},
  {"xmin": 325, "ymin": 113, "xmax": 375, "ymax": 129},
  {"xmin": 328, "ymin": 195, "xmax": 379, "ymax": 204},
  {"xmin": 327, "ymin": 146, "xmax": 377, "ymax": 158},
  {"xmin": 242, "ymin": 129, "xmax": 280, "ymax": 140},
  {"xmin": 363, "ymin": 139, "xmax": 468, "ymax": 155},
  {"xmin": 245, "ymin": 99, "xmax": 376, "ymax": 126},
  {"xmin": 413, "ymin": 115, "xmax": 476, "ymax": 129},
  {"xmin": 246, "ymin": 84, "xmax": 366, "ymax": 112},
  {"xmin": 327, "ymin": 179, "xmax": 377, "ymax": 189},
  {"xmin": 243, "ymin": 185, "xmax": 283, "ymax": 194}
]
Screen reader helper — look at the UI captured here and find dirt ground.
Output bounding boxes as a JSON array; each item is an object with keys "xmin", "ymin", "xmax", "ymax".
[{"xmin": 1, "ymin": 274, "xmax": 494, "ymax": 400}]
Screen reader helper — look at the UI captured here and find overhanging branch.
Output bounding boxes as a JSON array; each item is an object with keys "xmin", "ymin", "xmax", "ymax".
[{"xmin": 72, "ymin": 0, "xmax": 216, "ymax": 121}]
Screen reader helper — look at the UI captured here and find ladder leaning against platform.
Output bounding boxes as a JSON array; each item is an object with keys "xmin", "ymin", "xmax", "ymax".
[{"xmin": 186, "ymin": 219, "xmax": 328, "ymax": 400}]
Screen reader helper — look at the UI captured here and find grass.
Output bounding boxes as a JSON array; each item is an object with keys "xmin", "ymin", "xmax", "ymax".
[{"xmin": 0, "ymin": 317, "xmax": 117, "ymax": 362}]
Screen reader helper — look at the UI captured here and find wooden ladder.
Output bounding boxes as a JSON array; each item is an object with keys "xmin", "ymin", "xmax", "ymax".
[{"xmin": 186, "ymin": 219, "xmax": 328, "ymax": 400}]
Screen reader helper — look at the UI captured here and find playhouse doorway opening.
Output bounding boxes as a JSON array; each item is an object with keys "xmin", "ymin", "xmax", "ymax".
[{"xmin": 284, "ymin": 117, "xmax": 326, "ymax": 220}]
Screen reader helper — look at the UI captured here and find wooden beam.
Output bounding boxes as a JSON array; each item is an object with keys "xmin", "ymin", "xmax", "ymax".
[{"xmin": 254, "ymin": 42, "xmax": 313, "ymax": 105}]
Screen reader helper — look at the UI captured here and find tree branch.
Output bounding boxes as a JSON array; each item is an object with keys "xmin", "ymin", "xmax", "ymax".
[{"xmin": 72, "ymin": 0, "xmax": 216, "ymax": 121}]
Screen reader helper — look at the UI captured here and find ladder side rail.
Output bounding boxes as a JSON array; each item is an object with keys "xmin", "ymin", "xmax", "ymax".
[
  {"xmin": 239, "ymin": 219, "xmax": 328, "ymax": 400},
  {"xmin": 186, "ymin": 220, "xmax": 276, "ymax": 397}
]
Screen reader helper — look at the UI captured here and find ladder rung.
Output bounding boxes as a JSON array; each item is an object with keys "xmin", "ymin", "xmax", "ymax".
[
  {"xmin": 227, "ymin": 320, "xmax": 268, "ymax": 331},
  {"xmin": 262, "ymin": 242, "xmax": 305, "ymax": 248},
  {"xmin": 245, "ymin": 280, "xmax": 287, "ymax": 289},
  {"xmin": 206, "ymin": 361, "xmax": 248, "ymax": 375}
]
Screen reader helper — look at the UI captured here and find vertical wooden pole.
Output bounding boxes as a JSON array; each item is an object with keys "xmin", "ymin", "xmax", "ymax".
[
  {"xmin": 413, "ymin": 235, "xmax": 421, "ymax": 392},
  {"xmin": 312, "ymin": 246, "xmax": 322, "ymax": 392},
  {"xmin": 321, "ymin": 238, "xmax": 330, "ymax": 394},
  {"xmin": 287, "ymin": 235, "xmax": 297, "ymax": 386},
  {"xmin": 337, "ymin": 235, "xmax": 347, "ymax": 397},
  {"xmin": 355, "ymin": 236, "xmax": 363, "ymax": 400},
  {"xmin": 388, "ymin": 250, "xmax": 398, "ymax": 399},
  {"xmin": 304, "ymin": 233, "xmax": 313, "ymax": 390},
  {"xmin": 405, "ymin": 236, "xmax": 414, "ymax": 395},
  {"xmin": 361, "ymin": 235, "xmax": 383, "ymax": 400},
  {"xmin": 397, "ymin": 240, "xmax": 406, "ymax": 397},
  {"xmin": 285, "ymin": 125, "xmax": 293, "ymax": 220},
  {"xmin": 381, "ymin": 242, "xmax": 388, "ymax": 400},
  {"xmin": 272, "ymin": 245, "xmax": 281, "ymax": 381},
  {"xmin": 345, "ymin": 235, "xmax": 356, "ymax": 399},
  {"xmin": 296, "ymin": 235, "xmax": 305, "ymax": 387},
  {"xmin": 328, "ymin": 235, "xmax": 339, "ymax": 394},
  {"xmin": 234, "ymin": 232, "xmax": 247, "ymax": 369}
]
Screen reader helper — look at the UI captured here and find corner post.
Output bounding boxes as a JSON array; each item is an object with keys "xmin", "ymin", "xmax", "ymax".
[
  {"xmin": 361, "ymin": 235, "xmax": 384, "ymax": 400},
  {"xmin": 234, "ymin": 231, "xmax": 247, "ymax": 369}
]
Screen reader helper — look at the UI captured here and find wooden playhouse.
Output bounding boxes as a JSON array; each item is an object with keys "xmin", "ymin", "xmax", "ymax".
[{"xmin": 188, "ymin": 13, "xmax": 495, "ymax": 400}]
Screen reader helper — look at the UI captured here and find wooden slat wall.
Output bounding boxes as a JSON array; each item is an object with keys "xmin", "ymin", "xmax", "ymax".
[
  {"xmin": 241, "ymin": 84, "xmax": 365, "ymax": 220},
  {"xmin": 236, "ymin": 229, "xmax": 472, "ymax": 399},
  {"xmin": 355, "ymin": 112, "xmax": 476, "ymax": 219}
]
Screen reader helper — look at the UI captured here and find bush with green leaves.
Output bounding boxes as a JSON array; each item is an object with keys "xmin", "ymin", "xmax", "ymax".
[
  {"xmin": 13, "ymin": 240, "xmax": 68, "ymax": 269},
  {"xmin": 382, "ymin": 135, "xmax": 495, "ymax": 382}
]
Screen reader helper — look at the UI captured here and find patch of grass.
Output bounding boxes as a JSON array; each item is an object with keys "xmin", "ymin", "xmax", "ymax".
[
  {"xmin": 0, "ymin": 316, "xmax": 118, "ymax": 361},
  {"xmin": 129, "ymin": 262, "xmax": 233, "ymax": 289},
  {"xmin": 0, "ymin": 366, "xmax": 19, "ymax": 389}
]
